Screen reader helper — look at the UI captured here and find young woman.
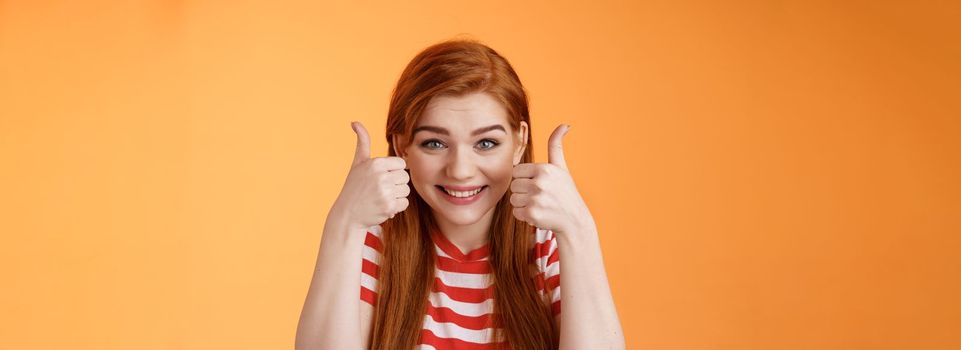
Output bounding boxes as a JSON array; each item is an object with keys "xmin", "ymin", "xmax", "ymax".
[{"xmin": 296, "ymin": 39, "xmax": 624, "ymax": 350}]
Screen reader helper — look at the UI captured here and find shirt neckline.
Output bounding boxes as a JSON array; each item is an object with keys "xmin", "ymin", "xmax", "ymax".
[{"xmin": 429, "ymin": 225, "xmax": 490, "ymax": 262}]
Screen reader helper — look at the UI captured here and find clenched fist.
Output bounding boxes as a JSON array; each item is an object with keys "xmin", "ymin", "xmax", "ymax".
[
  {"xmin": 510, "ymin": 124, "xmax": 596, "ymax": 237},
  {"xmin": 331, "ymin": 121, "xmax": 411, "ymax": 231}
]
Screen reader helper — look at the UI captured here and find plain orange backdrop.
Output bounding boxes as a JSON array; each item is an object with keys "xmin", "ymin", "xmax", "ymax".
[{"xmin": 1, "ymin": 1, "xmax": 959, "ymax": 349}]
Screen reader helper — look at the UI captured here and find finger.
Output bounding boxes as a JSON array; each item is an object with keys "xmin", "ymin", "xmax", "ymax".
[
  {"xmin": 548, "ymin": 124, "xmax": 570, "ymax": 170},
  {"xmin": 512, "ymin": 207, "xmax": 529, "ymax": 224},
  {"xmin": 373, "ymin": 157, "xmax": 407, "ymax": 172},
  {"xmin": 389, "ymin": 169, "xmax": 410, "ymax": 185},
  {"xmin": 394, "ymin": 197, "xmax": 410, "ymax": 212},
  {"xmin": 509, "ymin": 193, "xmax": 530, "ymax": 208},
  {"xmin": 351, "ymin": 121, "xmax": 371, "ymax": 166},
  {"xmin": 510, "ymin": 178, "xmax": 535, "ymax": 194},
  {"xmin": 394, "ymin": 183, "xmax": 411, "ymax": 198},
  {"xmin": 512, "ymin": 163, "xmax": 538, "ymax": 179}
]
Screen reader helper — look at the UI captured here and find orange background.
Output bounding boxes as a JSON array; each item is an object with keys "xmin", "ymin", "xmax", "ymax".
[{"xmin": 1, "ymin": 1, "xmax": 959, "ymax": 349}]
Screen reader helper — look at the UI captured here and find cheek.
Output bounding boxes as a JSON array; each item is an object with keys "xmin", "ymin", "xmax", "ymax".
[
  {"xmin": 483, "ymin": 159, "xmax": 516, "ymax": 187},
  {"xmin": 406, "ymin": 157, "xmax": 440, "ymax": 189}
]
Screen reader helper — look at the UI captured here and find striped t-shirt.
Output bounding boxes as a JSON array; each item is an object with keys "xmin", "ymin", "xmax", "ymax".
[{"xmin": 360, "ymin": 224, "xmax": 562, "ymax": 349}]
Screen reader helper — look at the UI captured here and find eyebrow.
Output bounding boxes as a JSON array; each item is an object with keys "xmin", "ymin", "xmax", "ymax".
[{"xmin": 411, "ymin": 124, "xmax": 507, "ymax": 137}]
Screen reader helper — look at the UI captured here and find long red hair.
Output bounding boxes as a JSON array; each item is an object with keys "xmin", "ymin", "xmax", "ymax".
[{"xmin": 371, "ymin": 39, "xmax": 557, "ymax": 349}]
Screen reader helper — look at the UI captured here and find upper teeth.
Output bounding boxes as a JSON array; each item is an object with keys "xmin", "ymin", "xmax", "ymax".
[{"xmin": 444, "ymin": 187, "xmax": 483, "ymax": 198}]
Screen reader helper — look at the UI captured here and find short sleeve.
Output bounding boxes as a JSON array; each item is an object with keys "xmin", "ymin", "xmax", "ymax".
[
  {"xmin": 360, "ymin": 224, "xmax": 384, "ymax": 306},
  {"xmin": 534, "ymin": 227, "xmax": 561, "ymax": 317}
]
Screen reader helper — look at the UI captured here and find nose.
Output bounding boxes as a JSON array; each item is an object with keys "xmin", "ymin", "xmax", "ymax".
[{"xmin": 445, "ymin": 146, "xmax": 477, "ymax": 181}]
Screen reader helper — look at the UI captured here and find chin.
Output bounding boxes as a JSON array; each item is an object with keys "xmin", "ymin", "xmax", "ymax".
[{"xmin": 428, "ymin": 201, "xmax": 488, "ymax": 225}]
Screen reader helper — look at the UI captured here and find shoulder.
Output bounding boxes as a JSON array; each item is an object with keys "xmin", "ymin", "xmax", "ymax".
[
  {"xmin": 363, "ymin": 223, "xmax": 385, "ymax": 252},
  {"xmin": 533, "ymin": 227, "xmax": 560, "ymax": 269},
  {"xmin": 368, "ymin": 223, "xmax": 385, "ymax": 238},
  {"xmin": 534, "ymin": 226, "xmax": 556, "ymax": 244},
  {"xmin": 533, "ymin": 227, "xmax": 558, "ymax": 257},
  {"xmin": 360, "ymin": 224, "xmax": 385, "ymax": 306},
  {"xmin": 533, "ymin": 227, "xmax": 562, "ymax": 317},
  {"xmin": 362, "ymin": 224, "xmax": 385, "ymax": 268}
]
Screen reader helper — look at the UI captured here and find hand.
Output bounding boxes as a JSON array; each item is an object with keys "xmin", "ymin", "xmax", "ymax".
[
  {"xmin": 331, "ymin": 121, "xmax": 411, "ymax": 230},
  {"xmin": 510, "ymin": 124, "xmax": 596, "ymax": 237}
]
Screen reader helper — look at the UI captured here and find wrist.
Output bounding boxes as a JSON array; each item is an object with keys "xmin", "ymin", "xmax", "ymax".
[
  {"xmin": 553, "ymin": 212, "xmax": 598, "ymax": 244},
  {"xmin": 324, "ymin": 206, "xmax": 368, "ymax": 240},
  {"xmin": 556, "ymin": 212, "xmax": 596, "ymax": 236},
  {"xmin": 328, "ymin": 200, "xmax": 364, "ymax": 228}
]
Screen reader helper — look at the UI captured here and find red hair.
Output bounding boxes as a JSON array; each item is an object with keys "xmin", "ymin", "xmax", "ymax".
[{"xmin": 371, "ymin": 39, "xmax": 557, "ymax": 349}]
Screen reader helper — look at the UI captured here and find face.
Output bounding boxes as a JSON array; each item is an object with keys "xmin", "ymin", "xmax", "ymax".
[{"xmin": 394, "ymin": 92, "xmax": 528, "ymax": 228}]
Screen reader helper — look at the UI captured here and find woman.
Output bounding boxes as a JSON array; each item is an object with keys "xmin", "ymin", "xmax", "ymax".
[{"xmin": 296, "ymin": 39, "xmax": 624, "ymax": 350}]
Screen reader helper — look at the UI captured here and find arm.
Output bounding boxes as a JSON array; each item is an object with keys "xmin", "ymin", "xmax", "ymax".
[
  {"xmin": 295, "ymin": 208, "xmax": 368, "ymax": 350},
  {"xmin": 510, "ymin": 124, "xmax": 624, "ymax": 348},
  {"xmin": 296, "ymin": 121, "xmax": 409, "ymax": 349},
  {"xmin": 555, "ymin": 220, "xmax": 625, "ymax": 350}
]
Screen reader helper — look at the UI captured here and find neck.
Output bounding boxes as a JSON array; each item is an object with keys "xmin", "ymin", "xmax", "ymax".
[{"xmin": 432, "ymin": 207, "xmax": 496, "ymax": 253}]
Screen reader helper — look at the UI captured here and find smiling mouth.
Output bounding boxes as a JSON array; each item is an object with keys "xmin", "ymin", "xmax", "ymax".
[{"xmin": 436, "ymin": 185, "xmax": 487, "ymax": 198}]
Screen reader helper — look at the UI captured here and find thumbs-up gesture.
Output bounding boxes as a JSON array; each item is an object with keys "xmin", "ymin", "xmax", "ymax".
[
  {"xmin": 510, "ymin": 124, "xmax": 596, "ymax": 237},
  {"xmin": 331, "ymin": 122, "xmax": 411, "ymax": 231}
]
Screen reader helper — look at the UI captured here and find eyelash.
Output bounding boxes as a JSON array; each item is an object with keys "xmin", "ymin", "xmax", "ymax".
[{"xmin": 420, "ymin": 138, "xmax": 500, "ymax": 151}]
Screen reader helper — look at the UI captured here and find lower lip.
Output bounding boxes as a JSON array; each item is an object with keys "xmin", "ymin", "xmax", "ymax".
[{"xmin": 437, "ymin": 186, "xmax": 487, "ymax": 205}]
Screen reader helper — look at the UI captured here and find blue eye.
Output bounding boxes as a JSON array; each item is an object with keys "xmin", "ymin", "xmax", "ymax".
[
  {"xmin": 419, "ymin": 138, "xmax": 500, "ymax": 151},
  {"xmin": 421, "ymin": 139, "xmax": 445, "ymax": 150},
  {"xmin": 477, "ymin": 139, "xmax": 500, "ymax": 150}
]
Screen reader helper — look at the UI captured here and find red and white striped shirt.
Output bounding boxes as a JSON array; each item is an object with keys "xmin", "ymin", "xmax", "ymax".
[{"xmin": 360, "ymin": 224, "xmax": 562, "ymax": 349}]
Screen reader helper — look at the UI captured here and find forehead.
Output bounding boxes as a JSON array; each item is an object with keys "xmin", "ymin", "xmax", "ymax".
[{"xmin": 417, "ymin": 92, "xmax": 510, "ymax": 132}]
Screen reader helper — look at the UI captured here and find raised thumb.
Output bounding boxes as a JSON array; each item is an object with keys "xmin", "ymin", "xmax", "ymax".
[
  {"xmin": 547, "ymin": 124, "xmax": 570, "ymax": 170},
  {"xmin": 351, "ymin": 121, "xmax": 371, "ymax": 166}
]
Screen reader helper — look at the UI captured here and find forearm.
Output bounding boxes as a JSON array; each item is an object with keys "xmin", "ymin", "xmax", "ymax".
[
  {"xmin": 295, "ymin": 208, "xmax": 367, "ymax": 350},
  {"xmin": 556, "ymin": 225, "xmax": 625, "ymax": 350}
]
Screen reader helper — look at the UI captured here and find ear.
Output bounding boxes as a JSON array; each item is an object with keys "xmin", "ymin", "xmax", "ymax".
[
  {"xmin": 512, "ymin": 121, "xmax": 529, "ymax": 165},
  {"xmin": 392, "ymin": 134, "xmax": 404, "ymax": 157},
  {"xmin": 392, "ymin": 134, "xmax": 410, "ymax": 169}
]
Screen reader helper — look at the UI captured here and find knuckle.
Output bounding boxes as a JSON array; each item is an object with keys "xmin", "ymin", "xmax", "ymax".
[
  {"xmin": 514, "ymin": 179, "xmax": 529, "ymax": 191},
  {"xmin": 377, "ymin": 185, "xmax": 392, "ymax": 200},
  {"xmin": 377, "ymin": 193, "xmax": 388, "ymax": 203},
  {"xmin": 531, "ymin": 180, "xmax": 544, "ymax": 192},
  {"xmin": 384, "ymin": 156, "xmax": 403, "ymax": 169},
  {"xmin": 367, "ymin": 159, "xmax": 383, "ymax": 172},
  {"xmin": 527, "ymin": 207, "xmax": 541, "ymax": 221},
  {"xmin": 541, "ymin": 165, "xmax": 555, "ymax": 175},
  {"xmin": 525, "ymin": 194, "xmax": 537, "ymax": 206},
  {"xmin": 371, "ymin": 157, "xmax": 392, "ymax": 171}
]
